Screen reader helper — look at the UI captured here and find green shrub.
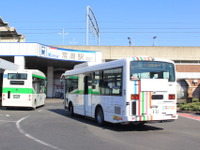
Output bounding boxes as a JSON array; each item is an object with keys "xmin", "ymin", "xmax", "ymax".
[
  {"xmin": 177, "ymin": 99, "xmax": 187, "ymax": 107},
  {"xmin": 180, "ymin": 102, "xmax": 200, "ymax": 111},
  {"xmin": 192, "ymin": 98, "xmax": 199, "ymax": 103}
]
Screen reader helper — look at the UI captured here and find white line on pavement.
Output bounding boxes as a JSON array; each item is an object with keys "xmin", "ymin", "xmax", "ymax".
[{"xmin": 16, "ymin": 116, "xmax": 62, "ymax": 150}]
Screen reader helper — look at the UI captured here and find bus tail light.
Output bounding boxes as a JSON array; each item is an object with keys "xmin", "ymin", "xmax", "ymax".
[
  {"xmin": 2, "ymin": 94, "xmax": 5, "ymax": 100},
  {"xmin": 131, "ymin": 94, "xmax": 139, "ymax": 100},
  {"xmin": 29, "ymin": 95, "xmax": 32, "ymax": 101},
  {"xmin": 169, "ymin": 94, "xmax": 175, "ymax": 100}
]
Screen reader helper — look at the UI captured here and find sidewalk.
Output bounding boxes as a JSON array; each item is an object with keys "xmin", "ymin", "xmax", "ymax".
[
  {"xmin": 178, "ymin": 112, "xmax": 200, "ymax": 121},
  {"xmin": 46, "ymin": 98, "xmax": 63, "ymax": 103}
]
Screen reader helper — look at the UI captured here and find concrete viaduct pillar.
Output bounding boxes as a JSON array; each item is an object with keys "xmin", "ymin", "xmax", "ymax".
[
  {"xmin": 14, "ymin": 56, "xmax": 25, "ymax": 69},
  {"xmin": 47, "ymin": 66, "xmax": 54, "ymax": 98}
]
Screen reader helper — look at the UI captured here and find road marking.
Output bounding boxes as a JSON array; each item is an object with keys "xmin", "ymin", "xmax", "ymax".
[
  {"xmin": 0, "ymin": 114, "xmax": 10, "ymax": 117},
  {"xmin": 178, "ymin": 113, "xmax": 200, "ymax": 122},
  {"xmin": 0, "ymin": 114, "xmax": 15, "ymax": 122},
  {"xmin": 16, "ymin": 116, "xmax": 62, "ymax": 150}
]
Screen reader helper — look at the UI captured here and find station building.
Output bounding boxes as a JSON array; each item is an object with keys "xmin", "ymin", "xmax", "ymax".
[
  {"xmin": 0, "ymin": 18, "xmax": 102, "ymax": 98},
  {"xmin": 0, "ymin": 42, "xmax": 102, "ymax": 98},
  {"xmin": 1, "ymin": 17, "xmax": 200, "ymax": 100},
  {"xmin": 55, "ymin": 45, "xmax": 200, "ymax": 100}
]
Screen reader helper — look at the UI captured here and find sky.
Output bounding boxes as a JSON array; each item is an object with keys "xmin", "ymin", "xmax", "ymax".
[{"xmin": 1, "ymin": 0, "xmax": 200, "ymax": 47}]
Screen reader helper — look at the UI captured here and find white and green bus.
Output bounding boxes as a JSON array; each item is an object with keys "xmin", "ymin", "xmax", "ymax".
[
  {"xmin": 61, "ymin": 57, "xmax": 178, "ymax": 125},
  {"xmin": 2, "ymin": 69, "xmax": 46, "ymax": 109}
]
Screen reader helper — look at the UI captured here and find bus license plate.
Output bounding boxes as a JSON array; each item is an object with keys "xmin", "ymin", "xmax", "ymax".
[{"xmin": 13, "ymin": 95, "xmax": 20, "ymax": 99}]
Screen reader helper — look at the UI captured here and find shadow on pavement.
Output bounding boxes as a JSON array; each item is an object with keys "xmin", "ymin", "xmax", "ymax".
[
  {"xmin": 0, "ymin": 106, "xmax": 33, "ymax": 111},
  {"xmin": 48, "ymin": 108, "xmax": 163, "ymax": 132},
  {"xmin": 195, "ymin": 113, "xmax": 200, "ymax": 115}
]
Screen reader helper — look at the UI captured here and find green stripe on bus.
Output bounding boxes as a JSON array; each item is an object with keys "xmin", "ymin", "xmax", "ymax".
[
  {"xmin": 69, "ymin": 76, "xmax": 78, "ymax": 79},
  {"xmin": 32, "ymin": 74, "xmax": 46, "ymax": 79},
  {"xmin": 74, "ymin": 90, "xmax": 84, "ymax": 94},
  {"xmin": 70, "ymin": 89, "xmax": 100, "ymax": 95},
  {"xmin": 2, "ymin": 88, "xmax": 35, "ymax": 94},
  {"xmin": 142, "ymin": 92, "xmax": 146, "ymax": 121}
]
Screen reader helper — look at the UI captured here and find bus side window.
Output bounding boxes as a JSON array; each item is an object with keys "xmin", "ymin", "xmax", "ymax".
[
  {"xmin": 65, "ymin": 77, "xmax": 78, "ymax": 94},
  {"xmin": 39, "ymin": 79, "xmax": 46, "ymax": 93},
  {"xmin": 92, "ymin": 72, "xmax": 100, "ymax": 95},
  {"xmin": 32, "ymin": 78, "xmax": 38, "ymax": 93},
  {"xmin": 100, "ymin": 67, "xmax": 122, "ymax": 95}
]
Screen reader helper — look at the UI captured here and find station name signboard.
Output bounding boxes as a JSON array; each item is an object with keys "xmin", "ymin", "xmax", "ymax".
[{"xmin": 40, "ymin": 45, "xmax": 97, "ymax": 62}]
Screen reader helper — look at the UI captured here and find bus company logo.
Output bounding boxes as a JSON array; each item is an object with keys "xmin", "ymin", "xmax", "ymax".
[
  {"xmin": 40, "ymin": 46, "xmax": 47, "ymax": 56},
  {"xmin": 162, "ymin": 106, "xmax": 175, "ymax": 110}
]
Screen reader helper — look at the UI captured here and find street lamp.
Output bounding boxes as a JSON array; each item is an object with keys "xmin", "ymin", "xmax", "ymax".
[
  {"xmin": 153, "ymin": 36, "xmax": 157, "ymax": 46},
  {"xmin": 127, "ymin": 37, "xmax": 133, "ymax": 46}
]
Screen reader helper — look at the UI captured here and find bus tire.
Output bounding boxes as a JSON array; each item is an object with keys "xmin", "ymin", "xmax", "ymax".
[
  {"xmin": 95, "ymin": 106, "xmax": 104, "ymax": 126},
  {"xmin": 68, "ymin": 103, "xmax": 74, "ymax": 117}
]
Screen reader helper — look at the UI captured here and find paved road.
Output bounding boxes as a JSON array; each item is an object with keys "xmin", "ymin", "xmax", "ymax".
[{"xmin": 0, "ymin": 99, "xmax": 200, "ymax": 150}]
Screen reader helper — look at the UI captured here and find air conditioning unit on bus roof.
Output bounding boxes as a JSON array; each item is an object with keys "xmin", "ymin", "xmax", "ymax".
[{"xmin": 74, "ymin": 62, "xmax": 102, "ymax": 69}]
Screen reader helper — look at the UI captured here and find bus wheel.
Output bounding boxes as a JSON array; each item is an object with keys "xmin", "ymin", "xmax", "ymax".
[
  {"xmin": 68, "ymin": 103, "xmax": 74, "ymax": 117},
  {"xmin": 95, "ymin": 107, "xmax": 104, "ymax": 126}
]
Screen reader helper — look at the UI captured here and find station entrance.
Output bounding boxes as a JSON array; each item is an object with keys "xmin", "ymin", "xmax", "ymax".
[
  {"xmin": 0, "ymin": 43, "xmax": 102, "ymax": 98},
  {"xmin": 0, "ymin": 56, "xmax": 80, "ymax": 98}
]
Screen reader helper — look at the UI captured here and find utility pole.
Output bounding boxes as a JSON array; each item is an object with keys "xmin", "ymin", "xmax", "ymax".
[
  {"xmin": 58, "ymin": 28, "xmax": 69, "ymax": 45},
  {"xmin": 86, "ymin": 6, "xmax": 100, "ymax": 46},
  {"xmin": 69, "ymin": 38, "xmax": 78, "ymax": 45}
]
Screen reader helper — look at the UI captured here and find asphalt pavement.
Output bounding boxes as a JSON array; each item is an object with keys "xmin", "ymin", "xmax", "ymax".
[{"xmin": 0, "ymin": 99, "xmax": 200, "ymax": 150}]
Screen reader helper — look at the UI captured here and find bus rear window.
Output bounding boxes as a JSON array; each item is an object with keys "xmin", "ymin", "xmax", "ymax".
[
  {"xmin": 8, "ymin": 73, "xmax": 27, "ymax": 80},
  {"xmin": 130, "ymin": 61, "xmax": 175, "ymax": 82}
]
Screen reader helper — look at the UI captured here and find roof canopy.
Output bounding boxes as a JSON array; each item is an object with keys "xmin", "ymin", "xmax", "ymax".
[{"xmin": 0, "ymin": 17, "xmax": 25, "ymax": 42}]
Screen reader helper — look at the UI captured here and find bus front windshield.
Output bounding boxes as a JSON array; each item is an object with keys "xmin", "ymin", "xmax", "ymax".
[{"xmin": 130, "ymin": 61, "xmax": 175, "ymax": 82}]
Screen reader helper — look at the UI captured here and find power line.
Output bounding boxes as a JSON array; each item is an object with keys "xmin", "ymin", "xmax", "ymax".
[
  {"xmin": 23, "ymin": 31, "xmax": 200, "ymax": 34},
  {"xmin": 18, "ymin": 27, "xmax": 200, "ymax": 30}
]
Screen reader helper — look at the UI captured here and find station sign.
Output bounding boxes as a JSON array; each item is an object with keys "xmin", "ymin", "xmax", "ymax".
[{"xmin": 40, "ymin": 45, "xmax": 97, "ymax": 62}]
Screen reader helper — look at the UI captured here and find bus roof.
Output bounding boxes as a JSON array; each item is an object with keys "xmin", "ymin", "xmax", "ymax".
[
  {"xmin": 63, "ymin": 59, "xmax": 125, "ymax": 76},
  {"xmin": 63, "ymin": 57, "xmax": 175, "ymax": 76},
  {"xmin": 4, "ymin": 69, "xmax": 46, "ymax": 78}
]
